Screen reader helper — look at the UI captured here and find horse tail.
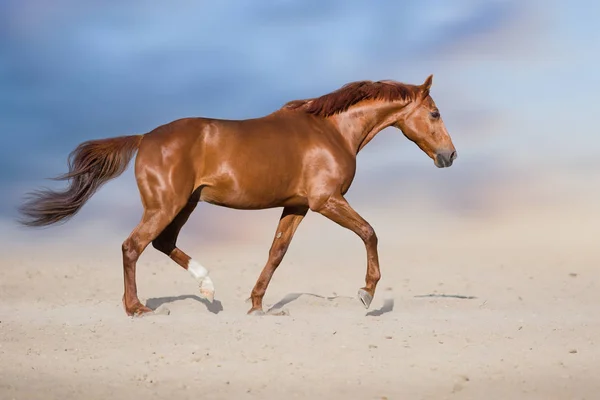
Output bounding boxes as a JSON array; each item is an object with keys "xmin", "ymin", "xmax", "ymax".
[{"xmin": 18, "ymin": 134, "xmax": 144, "ymax": 227}]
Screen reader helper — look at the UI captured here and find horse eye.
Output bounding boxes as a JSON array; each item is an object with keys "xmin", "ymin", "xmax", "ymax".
[{"xmin": 430, "ymin": 111, "xmax": 440, "ymax": 119}]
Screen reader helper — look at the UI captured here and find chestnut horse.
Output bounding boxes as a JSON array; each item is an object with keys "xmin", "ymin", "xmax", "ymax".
[{"xmin": 19, "ymin": 75, "xmax": 457, "ymax": 316}]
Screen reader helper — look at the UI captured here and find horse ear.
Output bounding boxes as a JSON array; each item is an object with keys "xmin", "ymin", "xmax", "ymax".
[{"xmin": 421, "ymin": 74, "xmax": 433, "ymax": 97}]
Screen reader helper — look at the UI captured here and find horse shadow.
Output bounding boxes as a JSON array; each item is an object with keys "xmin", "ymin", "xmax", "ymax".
[
  {"xmin": 268, "ymin": 291, "xmax": 477, "ymax": 316},
  {"xmin": 366, "ymin": 298, "xmax": 395, "ymax": 316},
  {"xmin": 413, "ymin": 293, "xmax": 477, "ymax": 300},
  {"xmin": 267, "ymin": 292, "xmax": 339, "ymax": 311},
  {"xmin": 146, "ymin": 294, "xmax": 224, "ymax": 314},
  {"xmin": 267, "ymin": 292, "xmax": 396, "ymax": 317}
]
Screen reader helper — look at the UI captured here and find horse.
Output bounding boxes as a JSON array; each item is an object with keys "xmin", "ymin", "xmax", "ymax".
[{"xmin": 19, "ymin": 74, "xmax": 457, "ymax": 317}]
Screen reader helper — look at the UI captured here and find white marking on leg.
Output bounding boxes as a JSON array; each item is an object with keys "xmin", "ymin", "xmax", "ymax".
[
  {"xmin": 188, "ymin": 259, "xmax": 208, "ymax": 281},
  {"xmin": 188, "ymin": 259, "xmax": 215, "ymax": 302}
]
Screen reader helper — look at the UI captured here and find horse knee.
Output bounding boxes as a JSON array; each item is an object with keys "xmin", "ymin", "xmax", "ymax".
[{"xmin": 362, "ymin": 226, "xmax": 378, "ymax": 247}]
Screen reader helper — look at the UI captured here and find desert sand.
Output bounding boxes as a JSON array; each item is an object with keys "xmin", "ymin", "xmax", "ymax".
[{"xmin": 1, "ymin": 193, "xmax": 599, "ymax": 400}]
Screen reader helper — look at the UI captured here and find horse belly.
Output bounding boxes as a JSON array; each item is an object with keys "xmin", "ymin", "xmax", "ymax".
[
  {"xmin": 199, "ymin": 186, "xmax": 305, "ymax": 210},
  {"xmin": 196, "ymin": 124, "xmax": 311, "ymax": 209},
  {"xmin": 198, "ymin": 168, "xmax": 306, "ymax": 210}
]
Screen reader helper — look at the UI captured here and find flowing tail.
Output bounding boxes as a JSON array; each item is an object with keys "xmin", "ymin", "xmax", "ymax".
[{"xmin": 18, "ymin": 134, "xmax": 144, "ymax": 227}]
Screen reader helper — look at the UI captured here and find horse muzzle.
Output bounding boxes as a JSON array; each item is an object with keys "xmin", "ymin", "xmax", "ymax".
[{"xmin": 434, "ymin": 150, "xmax": 457, "ymax": 168}]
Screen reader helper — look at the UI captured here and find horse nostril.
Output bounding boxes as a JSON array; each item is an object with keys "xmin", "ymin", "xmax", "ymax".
[{"xmin": 450, "ymin": 151, "xmax": 457, "ymax": 161}]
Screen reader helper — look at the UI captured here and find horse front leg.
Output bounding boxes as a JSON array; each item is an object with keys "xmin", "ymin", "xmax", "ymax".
[
  {"xmin": 248, "ymin": 206, "xmax": 308, "ymax": 315},
  {"xmin": 313, "ymin": 194, "xmax": 380, "ymax": 309}
]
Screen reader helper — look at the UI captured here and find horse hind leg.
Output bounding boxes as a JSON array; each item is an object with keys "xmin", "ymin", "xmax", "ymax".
[
  {"xmin": 151, "ymin": 193, "xmax": 215, "ymax": 303},
  {"xmin": 122, "ymin": 204, "xmax": 186, "ymax": 316}
]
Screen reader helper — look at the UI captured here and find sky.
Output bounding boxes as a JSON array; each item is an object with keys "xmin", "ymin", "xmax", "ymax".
[{"xmin": 1, "ymin": 0, "xmax": 599, "ymax": 246}]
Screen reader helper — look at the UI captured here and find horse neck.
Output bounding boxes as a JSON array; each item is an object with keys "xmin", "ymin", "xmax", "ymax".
[{"xmin": 330, "ymin": 100, "xmax": 409, "ymax": 154}]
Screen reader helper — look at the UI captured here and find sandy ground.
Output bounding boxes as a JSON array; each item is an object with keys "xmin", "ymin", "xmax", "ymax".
[{"xmin": 1, "ymin": 202, "xmax": 599, "ymax": 400}]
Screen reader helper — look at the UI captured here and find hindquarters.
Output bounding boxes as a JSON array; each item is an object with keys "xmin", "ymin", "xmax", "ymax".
[{"xmin": 133, "ymin": 120, "xmax": 202, "ymax": 212}]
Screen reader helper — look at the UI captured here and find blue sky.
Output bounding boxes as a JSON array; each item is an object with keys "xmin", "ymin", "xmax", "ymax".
[{"xmin": 1, "ymin": 0, "xmax": 599, "ymax": 238}]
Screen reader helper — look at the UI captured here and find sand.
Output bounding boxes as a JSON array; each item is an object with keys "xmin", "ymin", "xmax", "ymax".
[{"xmin": 1, "ymin": 200, "xmax": 599, "ymax": 400}]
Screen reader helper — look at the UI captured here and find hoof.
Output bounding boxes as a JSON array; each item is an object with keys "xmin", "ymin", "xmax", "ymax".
[
  {"xmin": 125, "ymin": 302, "xmax": 154, "ymax": 317},
  {"xmin": 131, "ymin": 304, "xmax": 171, "ymax": 318},
  {"xmin": 247, "ymin": 309, "xmax": 266, "ymax": 316},
  {"xmin": 199, "ymin": 287, "xmax": 215, "ymax": 303},
  {"xmin": 358, "ymin": 289, "xmax": 373, "ymax": 309}
]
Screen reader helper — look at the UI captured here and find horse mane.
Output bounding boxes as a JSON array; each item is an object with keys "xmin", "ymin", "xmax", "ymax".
[{"xmin": 282, "ymin": 80, "xmax": 420, "ymax": 117}]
